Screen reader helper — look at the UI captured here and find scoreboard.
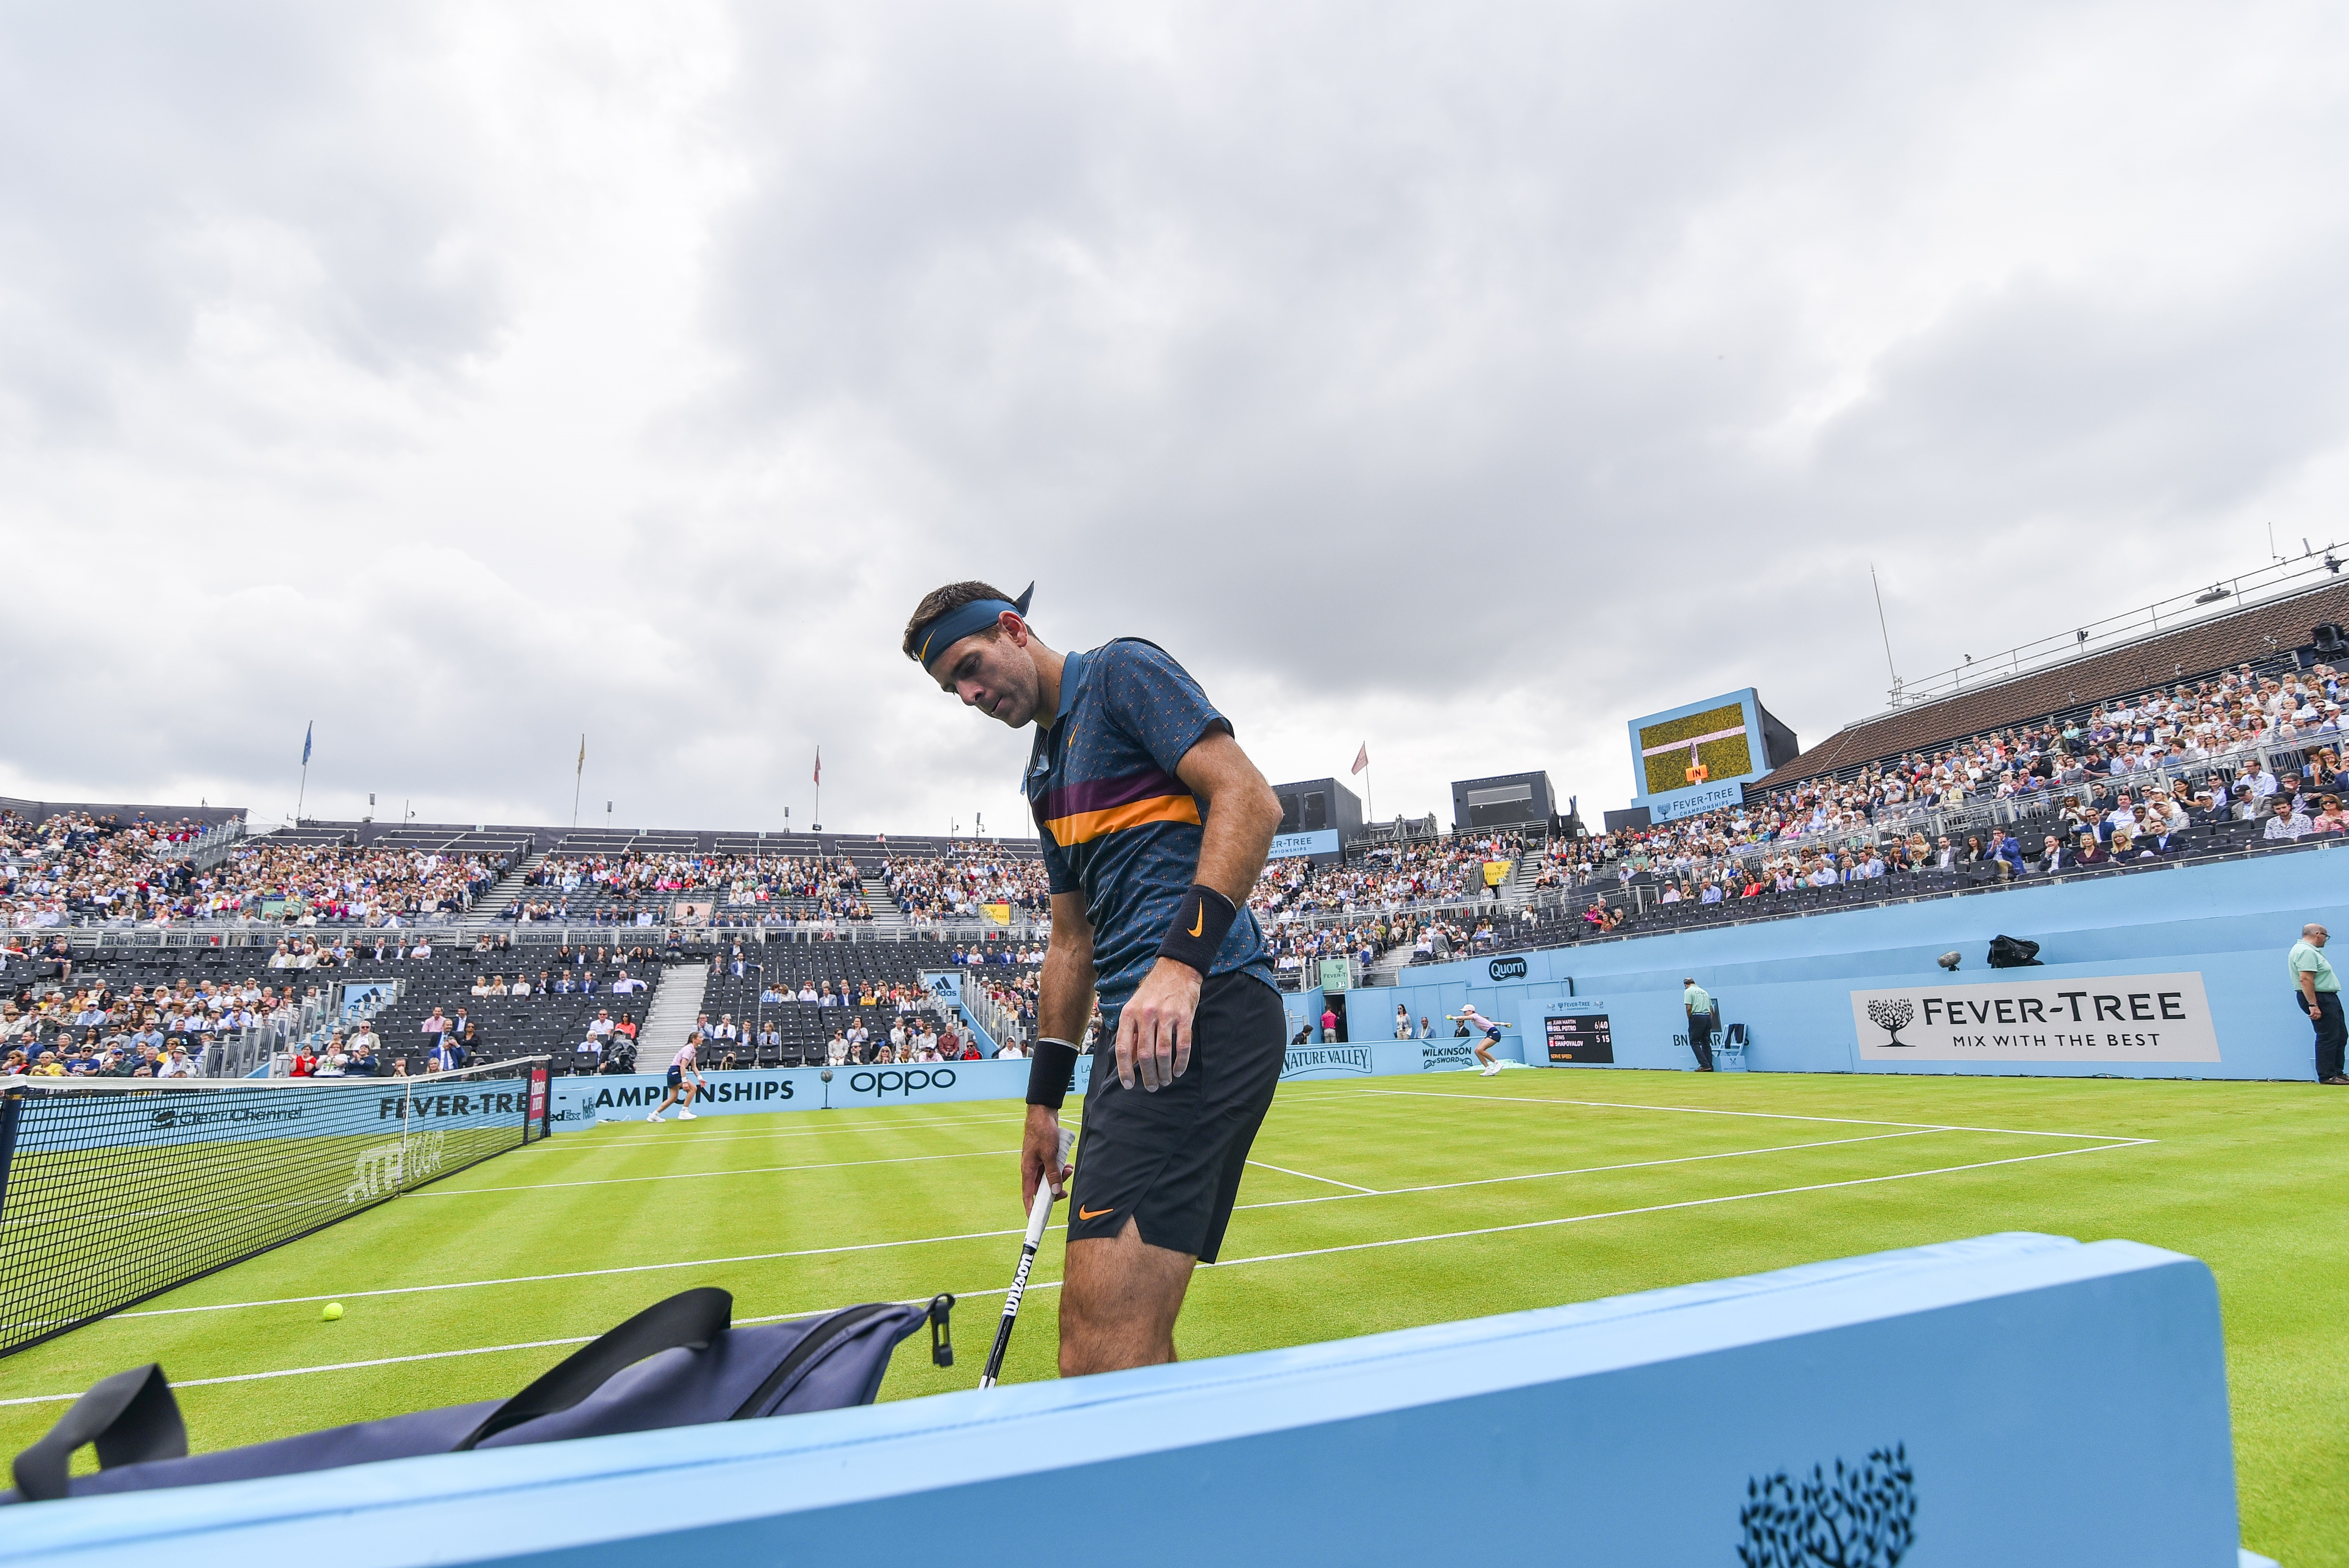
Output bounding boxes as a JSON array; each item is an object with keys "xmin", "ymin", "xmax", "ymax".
[{"xmin": 1543, "ymin": 1012, "xmax": 1614, "ymax": 1066}]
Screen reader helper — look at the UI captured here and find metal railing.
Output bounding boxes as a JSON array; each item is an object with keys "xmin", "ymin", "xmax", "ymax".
[
  {"xmin": 962, "ymin": 984, "xmax": 1027, "ymax": 1053},
  {"xmin": 1873, "ymin": 544, "xmax": 2346, "ymax": 713},
  {"xmin": 146, "ymin": 817, "xmax": 248, "ymax": 870}
]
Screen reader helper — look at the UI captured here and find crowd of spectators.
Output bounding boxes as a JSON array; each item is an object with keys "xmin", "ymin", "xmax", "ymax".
[
  {"xmin": 508, "ymin": 852, "xmax": 870, "ymax": 925},
  {"xmin": 882, "ymin": 850, "xmax": 1051, "ymax": 923},
  {"xmin": 2, "ymin": 972, "xmax": 311, "ymax": 1078},
  {"xmin": 2, "ymin": 810, "xmax": 221, "ymax": 928},
  {"xmin": 3, "ymin": 809, "xmax": 510, "ymax": 930},
  {"xmin": 1538, "ymin": 663, "xmax": 2349, "ymax": 918},
  {"xmin": 1249, "ymin": 832, "xmax": 1524, "ymax": 925}
]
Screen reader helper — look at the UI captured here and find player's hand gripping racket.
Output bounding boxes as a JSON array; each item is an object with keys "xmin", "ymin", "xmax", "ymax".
[{"xmin": 980, "ymin": 1122, "xmax": 1077, "ymax": 1388}]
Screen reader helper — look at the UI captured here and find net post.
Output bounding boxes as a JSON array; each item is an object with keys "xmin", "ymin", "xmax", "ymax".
[{"xmin": 0, "ymin": 1088, "xmax": 22, "ymax": 1225}]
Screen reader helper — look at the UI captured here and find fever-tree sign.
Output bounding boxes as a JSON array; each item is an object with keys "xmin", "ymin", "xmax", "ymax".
[{"xmin": 1850, "ymin": 973, "xmax": 2220, "ymax": 1063}]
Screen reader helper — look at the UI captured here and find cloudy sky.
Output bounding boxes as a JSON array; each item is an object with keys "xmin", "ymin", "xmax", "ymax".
[{"xmin": 6, "ymin": 2, "xmax": 2348, "ymax": 839}]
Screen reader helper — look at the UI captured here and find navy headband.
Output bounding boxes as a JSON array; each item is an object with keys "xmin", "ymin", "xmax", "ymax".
[{"xmin": 910, "ymin": 582, "xmax": 1034, "ymax": 673}]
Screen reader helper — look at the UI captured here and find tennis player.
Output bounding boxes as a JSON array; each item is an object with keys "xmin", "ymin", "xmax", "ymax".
[
  {"xmin": 905, "ymin": 580, "xmax": 1284, "ymax": 1376},
  {"xmin": 1448, "ymin": 1003, "xmax": 1513, "ymax": 1075},
  {"xmin": 647, "ymin": 1035, "xmax": 704, "ymax": 1122}
]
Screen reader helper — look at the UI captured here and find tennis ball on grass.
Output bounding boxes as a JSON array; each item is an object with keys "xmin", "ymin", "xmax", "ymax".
[{"xmin": 321, "ymin": 1302, "xmax": 344, "ymax": 1321}]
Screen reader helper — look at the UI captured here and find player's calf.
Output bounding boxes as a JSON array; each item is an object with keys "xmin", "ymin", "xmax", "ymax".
[{"xmin": 1059, "ymin": 1217, "xmax": 1194, "ymax": 1376}]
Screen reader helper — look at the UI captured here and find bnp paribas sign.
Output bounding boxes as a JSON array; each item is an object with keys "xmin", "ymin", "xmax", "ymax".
[{"xmin": 1849, "ymin": 973, "xmax": 2221, "ymax": 1063}]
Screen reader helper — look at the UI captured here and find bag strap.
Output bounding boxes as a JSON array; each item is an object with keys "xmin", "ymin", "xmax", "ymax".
[
  {"xmin": 728, "ymin": 1303, "xmax": 896, "ymax": 1420},
  {"xmin": 13, "ymin": 1364, "xmax": 187, "ymax": 1502},
  {"xmin": 457, "ymin": 1287, "xmax": 732, "ymax": 1451}
]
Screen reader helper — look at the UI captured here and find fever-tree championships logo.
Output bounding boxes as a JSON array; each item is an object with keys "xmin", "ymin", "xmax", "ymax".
[
  {"xmin": 1864, "ymin": 998, "xmax": 1916, "ymax": 1048},
  {"xmin": 1738, "ymin": 1443, "xmax": 1916, "ymax": 1568}
]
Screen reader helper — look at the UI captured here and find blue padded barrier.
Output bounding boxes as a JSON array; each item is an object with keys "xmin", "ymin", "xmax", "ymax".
[{"xmin": 0, "ymin": 1232, "xmax": 2246, "ymax": 1566}]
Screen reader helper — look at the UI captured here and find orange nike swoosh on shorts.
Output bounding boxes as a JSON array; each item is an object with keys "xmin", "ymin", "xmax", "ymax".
[{"xmin": 1078, "ymin": 1206, "xmax": 1114, "ymax": 1220}]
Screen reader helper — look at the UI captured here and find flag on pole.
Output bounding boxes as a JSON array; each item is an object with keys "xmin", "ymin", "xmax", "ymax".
[
  {"xmin": 1351, "ymin": 743, "xmax": 1369, "ymax": 775},
  {"xmin": 301, "ymin": 722, "xmax": 312, "ymax": 766},
  {"xmin": 576, "ymin": 734, "xmax": 586, "ymax": 775},
  {"xmin": 813, "ymin": 747, "xmax": 822, "ymax": 785}
]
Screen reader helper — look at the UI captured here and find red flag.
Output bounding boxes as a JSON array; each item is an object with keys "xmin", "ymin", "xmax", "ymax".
[
  {"xmin": 1351, "ymin": 743, "xmax": 1369, "ymax": 775},
  {"xmin": 813, "ymin": 747, "xmax": 822, "ymax": 785}
]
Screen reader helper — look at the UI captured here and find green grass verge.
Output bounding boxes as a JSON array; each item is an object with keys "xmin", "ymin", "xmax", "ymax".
[{"xmin": 0, "ymin": 1071, "xmax": 2339, "ymax": 1565}]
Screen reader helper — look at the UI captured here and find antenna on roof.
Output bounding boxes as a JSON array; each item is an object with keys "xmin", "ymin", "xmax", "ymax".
[{"xmin": 1870, "ymin": 564, "xmax": 1902, "ymax": 707}]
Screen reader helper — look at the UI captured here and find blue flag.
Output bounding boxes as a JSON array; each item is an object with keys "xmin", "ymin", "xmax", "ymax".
[{"xmin": 301, "ymin": 721, "xmax": 312, "ymax": 766}]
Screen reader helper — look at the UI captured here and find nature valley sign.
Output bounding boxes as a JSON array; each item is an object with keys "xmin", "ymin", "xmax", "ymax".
[{"xmin": 1849, "ymin": 972, "xmax": 2220, "ymax": 1063}]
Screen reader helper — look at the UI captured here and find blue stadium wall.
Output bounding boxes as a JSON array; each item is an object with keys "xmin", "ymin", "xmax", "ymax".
[{"xmin": 1316, "ymin": 848, "xmax": 2345, "ymax": 1081}]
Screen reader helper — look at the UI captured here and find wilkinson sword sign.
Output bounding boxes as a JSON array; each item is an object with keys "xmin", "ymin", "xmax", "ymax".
[{"xmin": 1849, "ymin": 972, "xmax": 2221, "ymax": 1063}]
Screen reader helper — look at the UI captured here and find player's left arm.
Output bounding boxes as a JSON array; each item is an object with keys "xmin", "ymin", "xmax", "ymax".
[{"xmin": 1118, "ymin": 729, "xmax": 1282, "ymax": 1092}]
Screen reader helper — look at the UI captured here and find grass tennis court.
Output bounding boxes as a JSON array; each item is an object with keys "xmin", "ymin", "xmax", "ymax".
[{"xmin": 2, "ymin": 1070, "xmax": 2342, "ymax": 1564}]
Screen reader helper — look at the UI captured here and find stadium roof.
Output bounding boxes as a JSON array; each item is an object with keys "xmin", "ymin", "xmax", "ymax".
[{"xmin": 1758, "ymin": 574, "xmax": 2349, "ymax": 785}]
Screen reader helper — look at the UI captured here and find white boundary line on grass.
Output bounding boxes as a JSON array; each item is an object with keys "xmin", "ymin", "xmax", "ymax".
[
  {"xmin": 3, "ymin": 1137, "xmax": 2151, "ymax": 1408},
  {"xmin": 1246, "ymin": 1159, "xmax": 1377, "ymax": 1193},
  {"xmin": 1345, "ymin": 1087, "xmax": 2151, "ymax": 1144},
  {"xmin": 411, "ymin": 1147, "xmax": 1017, "ymax": 1196},
  {"xmin": 1239, "ymin": 1128, "xmax": 1950, "ymax": 1210}
]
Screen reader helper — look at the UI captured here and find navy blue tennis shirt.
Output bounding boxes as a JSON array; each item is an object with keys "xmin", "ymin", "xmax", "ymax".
[{"xmin": 1025, "ymin": 639, "xmax": 1277, "ymax": 1018}]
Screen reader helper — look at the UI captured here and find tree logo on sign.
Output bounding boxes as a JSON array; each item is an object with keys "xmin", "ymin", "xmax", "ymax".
[
  {"xmin": 1738, "ymin": 1443, "xmax": 1916, "ymax": 1568},
  {"xmin": 1865, "ymin": 998, "xmax": 1915, "ymax": 1047}
]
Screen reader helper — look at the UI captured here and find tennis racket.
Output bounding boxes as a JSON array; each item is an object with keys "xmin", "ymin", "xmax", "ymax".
[{"xmin": 979, "ymin": 1121, "xmax": 1078, "ymax": 1388}]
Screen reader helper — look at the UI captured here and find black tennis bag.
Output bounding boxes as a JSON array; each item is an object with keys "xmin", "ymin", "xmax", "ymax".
[
  {"xmin": 1987, "ymin": 934, "xmax": 2043, "ymax": 968},
  {"xmin": 5, "ymin": 1287, "xmax": 953, "ymax": 1505}
]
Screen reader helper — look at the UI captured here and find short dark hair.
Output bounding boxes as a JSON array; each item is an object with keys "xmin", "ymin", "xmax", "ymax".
[{"xmin": 902, "ymin": 581, "xmax": 1016, "ymax": 661}]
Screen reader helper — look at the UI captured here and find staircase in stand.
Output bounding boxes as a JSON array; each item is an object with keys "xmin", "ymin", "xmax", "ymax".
[
  {"xmin": 460, "ymin": 848, "xmax": 548, "ymax": 932},
  {"xmin": 860, "ymin": 875, "xmax": 911, "ymax": 934},
  {"xmin": 638, "ymin": 962, "xmax": 709, "ymax": 1057}
]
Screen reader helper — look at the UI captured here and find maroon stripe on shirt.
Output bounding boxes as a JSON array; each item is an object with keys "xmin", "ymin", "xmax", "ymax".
[{"xmin": 1039, "ymin": 767, "xmax": 1189, "ymax": 822}]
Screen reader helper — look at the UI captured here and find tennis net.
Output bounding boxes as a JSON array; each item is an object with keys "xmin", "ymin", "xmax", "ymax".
[{"xmin": 0, "ymin": 1058, "xmax": 551, "ymax": 1358}]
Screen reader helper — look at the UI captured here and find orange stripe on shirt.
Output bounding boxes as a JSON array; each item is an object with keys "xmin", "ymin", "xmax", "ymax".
[{"xmin": 1045, "ymin": 793, "xmax": 1201, "ymax": 846}]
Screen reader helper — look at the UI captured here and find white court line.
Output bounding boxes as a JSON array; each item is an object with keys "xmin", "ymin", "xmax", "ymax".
[
  {"xmin": 1208, "ymin": 1142, "xmax": 2144, "ymax": 1270},
  {"xmin": 1246, "ymin": 1159, "xmax": 1378, "ymax": 1194},
  {"xmin": 107, "ymin": 1125, "xmax": 2073, "ymax": 1322},
  {"xmin": 1237, "ymin": 1129, "xmax": 1945, "ymax": 1210},
  {"xmin": 1347, "ymin": 1087, "xmax": 2151, "ymax": 1145},
  {"xmin": 412, "ymin": 1147, "xmax": 1016, "ymax": 1196},
  {"xmin": 11, "ymin": 1138, "xmax": 2149, "ymax": 1408}
]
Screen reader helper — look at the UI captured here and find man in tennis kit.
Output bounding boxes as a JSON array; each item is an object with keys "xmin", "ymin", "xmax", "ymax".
[
  {"xmin": 647, "ymin": 1037, "xmax": 703, "ymax": 1122},
  {"xmin": 1447, "ymin": 1003, "xmax": 1512, "ymax": 1075},
  {"xmin": 906, "ymin": 580, "xmax": 1285, "ymax": 1376}
]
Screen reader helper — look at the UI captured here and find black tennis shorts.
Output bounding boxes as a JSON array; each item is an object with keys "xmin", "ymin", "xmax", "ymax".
[
  {"xmin": 1067, "ymin": 971, "xmax": 1286, "ymax": 1263},
  {"xmin": 664, "ymin": 1065, "xmax": 684, "ymax": 1088}
]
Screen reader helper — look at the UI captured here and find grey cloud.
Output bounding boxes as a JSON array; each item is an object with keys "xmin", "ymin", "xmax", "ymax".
[
  {"xmin": 0, "ymin": 4, "xmax": 506, "ymax": 439},
  {"xmin": 6, "ymin": 2, "xmax": 2349, "ymax": 832}
]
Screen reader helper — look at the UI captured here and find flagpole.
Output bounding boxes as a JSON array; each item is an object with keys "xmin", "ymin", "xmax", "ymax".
[{"xmin": 294, "ymin": 720, "xmax": 312, "ymax": 826}]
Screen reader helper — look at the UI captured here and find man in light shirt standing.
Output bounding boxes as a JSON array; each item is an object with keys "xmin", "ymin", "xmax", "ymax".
[
  {"xmin": 2288, "ymin": 924, "xmax": 2347, "ymax": 1085},
  {"xmin": 1682, "ymin": 979, "xmax": 1718, "ymax": 1071}
]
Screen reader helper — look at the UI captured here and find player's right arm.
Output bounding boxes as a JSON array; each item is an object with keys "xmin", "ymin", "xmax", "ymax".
[{"xmin": 1023, "ymin": 890, "xmax": 1096, "ymax": 1209}]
